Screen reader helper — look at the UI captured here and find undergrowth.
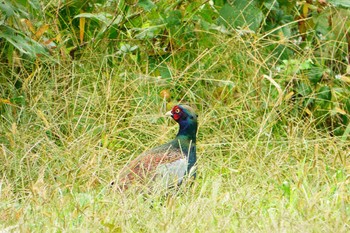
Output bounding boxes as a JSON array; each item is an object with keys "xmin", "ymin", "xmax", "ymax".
[{"xmin": 1, "ymin": 1, "xmax": 350, "ymax": 232}]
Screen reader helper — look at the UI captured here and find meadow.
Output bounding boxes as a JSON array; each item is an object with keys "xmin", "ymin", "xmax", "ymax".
[{"xmin": 1, "ymin": 1, "xmax": 349, "ymax": 232}]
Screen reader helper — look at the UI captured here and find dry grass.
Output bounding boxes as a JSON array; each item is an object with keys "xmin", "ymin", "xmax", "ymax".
[{"xmin": 1, "ymin": 28, "xmax": 349, "ymax": 232}]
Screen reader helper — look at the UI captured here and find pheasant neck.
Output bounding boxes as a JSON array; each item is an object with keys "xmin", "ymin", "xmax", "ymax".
[{"xmin": 176, "ymin": 121, "xmax": 197, "ymax": 143}]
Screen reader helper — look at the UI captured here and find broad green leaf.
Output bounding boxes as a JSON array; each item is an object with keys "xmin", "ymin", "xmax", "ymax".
[
  {"xmin": 138, "ymin": 0, "xmax": 155, "ymax": 11},
  {"xmin": 317, "ymin": 86, "xmax": 332, "ymax": 101},
  {"xmin": 159, "ymin": 64, "xmax": 171, "ymax": 79},
  {"xmin": 15, "ymin": 0, "xmax": 38, "ymax": 8},
  {"xmin": 263, "ymin": 0, "xmax": 280, "ymax": 11},
  {"xmin": 74, "ymin": 13, "xmax": 122, "ymax": 26},
  {"xmin": 197, "ymin": 5, "xmax": 217, "ymax": 24},
  {"xmin": 328, "ymin": 0, "xmax": 350, "ymax": 8},
  {"xmin": 316, "ymin": 86, "xmax": 332, "ymax": 109},
  {"xmin": 134, "ymin": 24, "xmax": 164, "ymax": 39},
  {"xmin": 313, "ymin": 10, "xmax": 330, "ymax": 36},
  {"xmin": 0, "ymin": 25, "xmax": 48, "ymax": 58},
  {"xmin": 280, "ymin": 59, "xmax": 301, "ymax": 75},
  {"xmin": 10, "ymin": 96, "xmax": 25, "ymax": 106},
  {"xmin": 296, "ymin": 82, "xmax": 312, "ymax": 97},
  {"xmin": 307, "ymin": 66, "xmax": 324, "ymax": 84},
  {"xmin": 28, "ymin": 0, "xmax": 41, "ymax": 10},
  {"xmin": 218, "ymin": 1, "xmax": 263, "ymax": 31},
  {"xmin": 74, "ymin": 13, "xmax": 111, "ymax": 25},
  {"xmin": 165, "ymin": 10, "xmax": 182, "ymax": 28},
  {"xmin": 119, "ymin": 43, "xmax": 138, "ymax": 53},
  {"xmin": 0, "ymin": 1, "xmax": 15, "ymax": 17},
  {"xmin": 299, "ymin": 59, "xmax": 313, "ymax": 70}
]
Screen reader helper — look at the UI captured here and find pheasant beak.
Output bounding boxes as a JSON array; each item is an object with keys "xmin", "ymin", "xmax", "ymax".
[{"xmin": 165, "ymin": 110, "xmax": 173, "ymax": 117}]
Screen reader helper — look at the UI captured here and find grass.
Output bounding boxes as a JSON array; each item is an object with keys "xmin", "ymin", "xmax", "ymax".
[{"xmin": 1, "ymin": 25, "xmax": 350, "ymax": 232}]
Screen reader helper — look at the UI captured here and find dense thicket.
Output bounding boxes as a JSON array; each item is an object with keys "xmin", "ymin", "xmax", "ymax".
[{"xmin": 1, "ymin": 0, "xmax": 349, "ymax": 138}]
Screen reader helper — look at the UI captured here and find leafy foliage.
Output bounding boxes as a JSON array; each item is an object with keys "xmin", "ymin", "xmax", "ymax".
[
  {"xmin": 0, "ymin": 0, "xmax": 50, "ymax": 60},
  {"xmin": 1, "ymin": 0, "xmax": 349, "ymax": 137}
]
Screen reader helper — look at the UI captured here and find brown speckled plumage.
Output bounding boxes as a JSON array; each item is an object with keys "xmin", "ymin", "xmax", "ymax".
[
  {"xmin": 118, "ymin": 145, "xmax": 184, "ymax": 189},
  {"xmin": 112, "ymin": 105, "xmax": 198, "ymax": 191}
]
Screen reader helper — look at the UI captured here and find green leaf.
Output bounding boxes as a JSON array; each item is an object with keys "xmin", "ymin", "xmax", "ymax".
[
  {"xmin": 74, "ymin": 13, "xmax": 114, "ymax": 25},
  {"xmin": 299, "ymin": 59, "xmax": 313, "ymax": 70},
  {"xmin": 119, "ymin": 43, "xmax": 138, "ymax": 54},
  {"xmin": 138, "ymin": 0, "xmax": 156, "ymax": 11},
  {"xmin": 296, "ymin": 82, "xmax": 312, "ymax": 97},
  {"xmin": 10, "ymin": 96, "xmax": 25, "ymax": 106},
  {"xmin": 315, "ymin": 86, "xmax": 331, "ymax": 109},
  {"xmin": 74, "ymin": 13, "xmax": 123, "ymax": 41},
  {"xmin": 314, "ymin": 11, "xmax": 331, "ymax": 36},
  {"xmin": 281, "ymin": 181, "xmax": 291, "ymax": 199},
  {"xmin": 159, "ymin": 64, "xmax": 171, "ymax": 79},
  {"xmin": 307, "ymin": 66, "xmax": 324, "ymax": 84},
  {"xmin": 328, "ymin": 0, "xmax": 350, "ymax": 8},
  {"xmin": 263, "ymin": 0, "xmax": 280, "ymax": 11},
  {"xmin": 218, "ymin": 1, "xmax": 263, "ymax": 31},
  {"xmin": 0, "ymin": 25, "xmax": 48, "ymax": 58},
  {"xmin": 0, "ymin": 0, "xmax": 15, "ymax": 17},
  {"xmin": 317, "ymin": 86, "xmax": 332, "ymax": 101},
  {"xmin": 28, "ymin": 0, "xmax": 41, "ymax": 10},
  {"xmin": 134, "ymin": 23, "xmax": 164, "ymax": 39},
  {"xmin": 165, "ymin": 10, "xmax": 182, "ymax": 28},
  {"xmin": 345, "ymin": 98, "xmax": 350, "ymax": 113},
  {"xmin": 197, "ymin": 5, "xmax": 217, "ymax": 24}
]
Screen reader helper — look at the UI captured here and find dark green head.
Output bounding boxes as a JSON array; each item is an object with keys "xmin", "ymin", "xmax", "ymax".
[{"xmin": 166, "ymin": 105, "xmax": 198, "ymax": 142}]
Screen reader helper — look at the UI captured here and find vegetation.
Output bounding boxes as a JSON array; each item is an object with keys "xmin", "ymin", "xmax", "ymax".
[{"xmin": 1, "ymin": 0, "xmax": 349, "ymax": 231}]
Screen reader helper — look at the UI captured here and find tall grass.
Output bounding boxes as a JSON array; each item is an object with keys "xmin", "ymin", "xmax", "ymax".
[{"xmin": 1, "ymin": 19, "xmax": 349, "ymax": 232}]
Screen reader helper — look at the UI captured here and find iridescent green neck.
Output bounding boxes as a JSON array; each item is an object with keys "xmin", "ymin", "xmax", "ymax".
[{"xmin": 176, "ymin": 119, "xmax": 197, "ymax": 143}]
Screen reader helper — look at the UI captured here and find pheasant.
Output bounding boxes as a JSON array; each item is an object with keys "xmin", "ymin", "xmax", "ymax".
[{"xmin": 115, "ymin": 104, "xmax": 198, "ymax": 191}]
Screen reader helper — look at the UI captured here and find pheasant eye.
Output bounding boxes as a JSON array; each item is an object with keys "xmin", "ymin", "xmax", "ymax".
[{"xmin": 174, "ymin": 108, "xmax": 181, "ymax": 114}]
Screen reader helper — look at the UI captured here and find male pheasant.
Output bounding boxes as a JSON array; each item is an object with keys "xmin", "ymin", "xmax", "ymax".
[{"xmin": 115, "ymin": 105, "xmax": 198, "ymax": 191}]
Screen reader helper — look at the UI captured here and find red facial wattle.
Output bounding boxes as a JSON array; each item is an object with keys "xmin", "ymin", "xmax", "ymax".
[
  {"xmin": 172, "ymin": 106, "xmax": 182, "ymax": 121},
  {"xmin": 173, "ymin": 113, "xmax": 181, "ymax": 121}
]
